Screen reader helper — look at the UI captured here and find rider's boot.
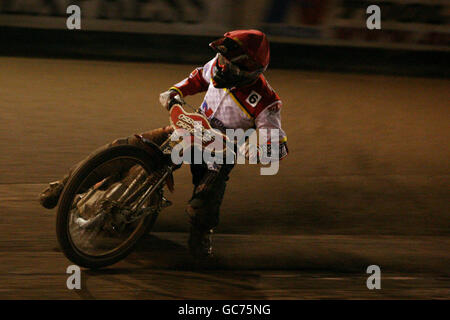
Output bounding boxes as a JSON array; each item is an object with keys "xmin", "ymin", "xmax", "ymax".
[
  {"xmin": 39, "ymin": 178, "xmax": 67, "ymax": 209},
  {"xmin": 186, "ymin": 196, "xmax": 215, "ymax": 259},
  {"xmin": 188, "ymin": 225, "xmax": 213, "ymax": 259}
]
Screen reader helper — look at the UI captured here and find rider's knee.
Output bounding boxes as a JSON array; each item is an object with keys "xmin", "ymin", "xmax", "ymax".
[{"xmin": 140, "ymin": 126, "xmax": 174, "ymax": 146}]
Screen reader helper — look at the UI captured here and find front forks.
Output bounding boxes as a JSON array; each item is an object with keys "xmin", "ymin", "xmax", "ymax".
[
  {"xmin": 130, "ymin": 166, "xmax": 172, "ymax": 211},
  {"xmin": 74, "ymin": 164, "xmax": 173, "ymax": 232}
]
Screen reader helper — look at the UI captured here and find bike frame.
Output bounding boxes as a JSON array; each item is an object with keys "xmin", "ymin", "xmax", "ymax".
[{"xmin": 125, "ymin": 102, "xmax": 230, "ymax": 217}]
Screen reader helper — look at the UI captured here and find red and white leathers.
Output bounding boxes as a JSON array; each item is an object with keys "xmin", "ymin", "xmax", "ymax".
[{"xmin": 169, "ymin": 55, "xmax": 288, "ymax": 160}]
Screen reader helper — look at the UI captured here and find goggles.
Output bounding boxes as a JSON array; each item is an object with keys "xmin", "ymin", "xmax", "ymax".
[{"xmin": 217, "ymin": 53, "xmax": 263, "ymax": 82}]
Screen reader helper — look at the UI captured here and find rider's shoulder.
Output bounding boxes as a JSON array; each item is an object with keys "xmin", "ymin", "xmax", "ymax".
[
  {"xmin": 232, "ymin": 75, "xmax": 281, "ymax": 117},
  {"xmin": 239, "ymin": 75, "xmax": 279, "ymax": 97}
]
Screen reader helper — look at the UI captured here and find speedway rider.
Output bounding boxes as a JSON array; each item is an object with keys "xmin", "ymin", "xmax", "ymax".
[{"xmin": 40, "ymin": 29, "xmax": 288, "ymax": 259}]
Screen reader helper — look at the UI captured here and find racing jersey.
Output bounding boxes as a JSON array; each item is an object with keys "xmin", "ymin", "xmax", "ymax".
[{"xmin": 170, "ymin": 56, "xmax": 288, "ymax": 160}]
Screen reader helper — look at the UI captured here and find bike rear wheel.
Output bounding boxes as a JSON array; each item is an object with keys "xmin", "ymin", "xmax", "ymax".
[{"xmin": 56, "ymin": 145, "xmax": 166, "ymax": 269}]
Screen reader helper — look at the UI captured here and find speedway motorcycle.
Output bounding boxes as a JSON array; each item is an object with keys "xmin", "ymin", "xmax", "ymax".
[{"xmin": 56, "ymin": 99, "xmax": 230, "ymax": 268}]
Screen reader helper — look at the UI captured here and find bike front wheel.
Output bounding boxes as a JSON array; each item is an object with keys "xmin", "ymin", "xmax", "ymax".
[{"xmin": 56, "ymin": 145, "xmax": 167, "ymax": 269}]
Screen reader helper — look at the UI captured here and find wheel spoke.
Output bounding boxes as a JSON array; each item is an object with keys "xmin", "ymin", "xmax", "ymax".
[{"xmin": 67, "ymin": 157, "xmax": 163, "ymax": 257}]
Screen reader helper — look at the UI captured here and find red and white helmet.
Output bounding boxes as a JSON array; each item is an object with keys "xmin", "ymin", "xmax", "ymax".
[{"xmin": 209, "ymin": 29, "xmax": 270, "ymax": 88}]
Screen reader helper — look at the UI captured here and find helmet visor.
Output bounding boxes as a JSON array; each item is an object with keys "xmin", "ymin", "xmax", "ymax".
[{"xmin": 217, "ymin": 53, "xmax": 262, "ymax": 83}]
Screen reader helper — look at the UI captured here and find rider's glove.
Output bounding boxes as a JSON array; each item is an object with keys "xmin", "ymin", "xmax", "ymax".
[{"xmin": 159, "ymin": 89, "xmax": 181, "ymax": 110}]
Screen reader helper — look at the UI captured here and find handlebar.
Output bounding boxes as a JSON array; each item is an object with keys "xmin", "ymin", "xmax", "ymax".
[{"xmin": 169, "ymin": 95, "xmax": 199, "ymax": 113}]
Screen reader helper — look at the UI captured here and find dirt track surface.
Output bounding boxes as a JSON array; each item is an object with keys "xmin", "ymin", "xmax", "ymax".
[{"xmin": 0, "ymin": 57, "xmax": 449, "ymax": 299}]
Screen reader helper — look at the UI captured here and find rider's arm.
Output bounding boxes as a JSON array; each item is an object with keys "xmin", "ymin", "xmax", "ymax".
[
  {"xmin": 169, "ymin": 57, "xmax": 215, "ymax": 97},
  {"xmin": 254, "ymin": 101, "xmax": 289, "ymax": 162}
]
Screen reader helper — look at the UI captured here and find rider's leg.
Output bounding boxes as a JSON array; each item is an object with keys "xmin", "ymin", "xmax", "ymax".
[
  {"xmin": 39, "ymin": 126, "xmax": 173, "ymax": 209},
  {"xmin": 186, "ymin": 163, "xmax": 234, "ymax": 258}
]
